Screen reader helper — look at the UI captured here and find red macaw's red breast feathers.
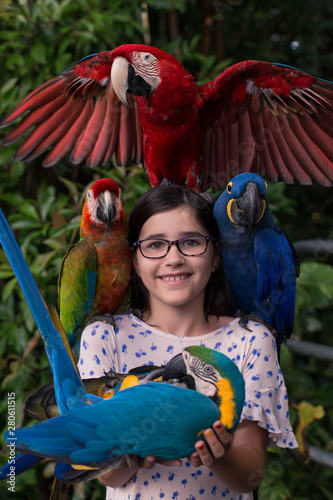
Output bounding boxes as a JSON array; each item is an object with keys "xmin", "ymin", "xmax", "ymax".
[{"xmin": 1, "ymin": 45, "xmax": 333, "ymax": 191}]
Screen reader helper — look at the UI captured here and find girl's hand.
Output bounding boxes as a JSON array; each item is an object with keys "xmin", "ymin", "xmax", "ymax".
[{"xmin": 189, "ymin": 421, "xmax": 232, "ymax": 467}]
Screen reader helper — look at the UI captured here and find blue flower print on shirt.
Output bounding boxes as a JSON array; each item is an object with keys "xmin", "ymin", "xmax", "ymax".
[
  {"xmin": 135, "ymin": 349, "xmax": 147, "ymax": 358},
  {"xmin": 139, "ymin": 329, "xmax": 152, "ymax": 337},
  {"xmin": 191, "ymin": 470, "xmax": 202, "ymax": 480},
  {"xmin": 92, "ymin": 354, "xmax": 100, "ymax": 365},
  {"xmin": 101, "ymin": 330, "xmax": 109, "ymax": 340},
  {"xmin": 90, "ymin": 324, "xmax": 99, "ymax": 336},
  {"xmin": 228, "ymin": 342, "xmax": 237, "ymax": 353}
]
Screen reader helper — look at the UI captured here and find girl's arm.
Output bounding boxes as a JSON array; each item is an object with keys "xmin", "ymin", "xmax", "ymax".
[{"xmin": 189, "ymin": 419, "xmax": 268, "ymax": 493}]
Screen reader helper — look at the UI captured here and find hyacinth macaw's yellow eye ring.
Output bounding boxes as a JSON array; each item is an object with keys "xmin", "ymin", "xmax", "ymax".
[
  {"xmin": 265, "ymin": 181, "xmax": 267, "ymax": 189},
  {"xmin": 227, "ymin": 199, "xmax": 236, "ymax": 224},
  {"xmin": 227, "ymin": 182, "xmax": 232, "ymax": 194},
  {"xmin": 227, "ymin": 199, "xmax": 266, "ymax": 225}
]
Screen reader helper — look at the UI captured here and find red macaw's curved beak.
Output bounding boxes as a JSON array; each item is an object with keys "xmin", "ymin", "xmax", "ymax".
[
  {"xmin": 229, "ymin": 182, "xmax": 266, "ymax": 237},
  {"xmin": 111, "ymin": 57, "xmax": 153, "ymax": 106},
  {"xmin": 96, "ymin": 190, "xmax": 118, "ymax": 226}
]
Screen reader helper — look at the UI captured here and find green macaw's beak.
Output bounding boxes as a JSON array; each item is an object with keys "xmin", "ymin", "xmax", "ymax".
[{"xmin": 96, "ymin": 191, "xmax": 117, "ymax": 226}]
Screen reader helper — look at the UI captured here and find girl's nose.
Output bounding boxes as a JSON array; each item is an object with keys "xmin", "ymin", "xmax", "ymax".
[{"xmin": 164, "ymin": 243, "xmax": 185, "ymax": 264}]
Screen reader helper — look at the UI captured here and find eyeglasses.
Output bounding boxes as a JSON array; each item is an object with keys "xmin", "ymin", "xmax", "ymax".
[{"xmin": 132, "ymin": 235, "xmax": 216, "ymax": 259}]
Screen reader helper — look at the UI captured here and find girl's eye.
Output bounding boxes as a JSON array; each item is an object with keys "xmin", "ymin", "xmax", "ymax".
[
  {"xmin": 183, "ymin": 239, "xmax": 199, "ymax": 247},
  {"xmin": 149, "ymin": 241, "xmax": 165, "ymax": 250}
]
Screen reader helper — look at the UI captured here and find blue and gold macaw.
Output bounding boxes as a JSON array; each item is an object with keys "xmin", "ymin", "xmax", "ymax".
[
  {"xmin": 214, "ymin": 173, "xmax": 300, "ymax": 349},
  {"xmin": 0, "ymin": 205, "xmax": 245, "ymax": 483}
]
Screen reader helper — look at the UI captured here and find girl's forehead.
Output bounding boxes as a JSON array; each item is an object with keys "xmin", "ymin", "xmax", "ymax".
[{"xmin": 139, "ymin": 207, "xmax": 206, "ymax": 237}]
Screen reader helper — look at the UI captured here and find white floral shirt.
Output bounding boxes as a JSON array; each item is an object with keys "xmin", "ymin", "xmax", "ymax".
[{"xmin": 78, "ymin": 314, "xmax": 298, "ymax": 500}]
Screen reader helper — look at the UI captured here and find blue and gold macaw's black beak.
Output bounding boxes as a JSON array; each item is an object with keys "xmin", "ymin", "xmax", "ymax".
[
  {"xmin": 228, "ymin": 182, "xmax": 266, "ymax": 237},
  {"xmin": 162, "ymin": 353, "xmax": 196, "ymax": 390}
]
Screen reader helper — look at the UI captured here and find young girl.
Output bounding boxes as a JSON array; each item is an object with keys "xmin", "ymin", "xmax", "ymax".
[{"xmin": 78, "ymin": 184, "xmax": 298, "ymax": 500}]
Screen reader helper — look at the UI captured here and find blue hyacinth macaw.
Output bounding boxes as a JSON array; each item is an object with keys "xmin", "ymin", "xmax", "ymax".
[
  {"xmin": 0, "ymin": 205, "xmax": 245, "ymax": 482},
  {"xmin": 213, "ymin": 173, "xmax": 300, "ymax": 349}
]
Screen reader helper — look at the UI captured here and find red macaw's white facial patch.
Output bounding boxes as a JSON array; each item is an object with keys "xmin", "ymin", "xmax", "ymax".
[{"xmin": 130, "ymin": 51, "xmax": 161, "ymax": 91}]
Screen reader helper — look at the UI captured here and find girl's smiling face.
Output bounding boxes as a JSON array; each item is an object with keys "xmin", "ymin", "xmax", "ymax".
[{"xmin": 132, "ymin": 207, "xmax": 220, "ymax": 313}]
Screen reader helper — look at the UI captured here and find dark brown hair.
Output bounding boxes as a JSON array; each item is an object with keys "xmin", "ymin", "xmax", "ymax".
[{"xmin": 128, "ymin": 184, "xmax": 231, "ymax": 319}]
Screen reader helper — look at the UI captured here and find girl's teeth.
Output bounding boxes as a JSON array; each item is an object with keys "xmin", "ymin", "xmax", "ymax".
[{"xmin": 164, "ymin": 276, "xmax": 186, "ymax": 282}]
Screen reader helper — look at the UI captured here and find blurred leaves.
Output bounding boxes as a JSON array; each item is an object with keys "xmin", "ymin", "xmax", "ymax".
[{"xmin": 294, "ymin": 401, "xmax": 325, "ymax": 456}]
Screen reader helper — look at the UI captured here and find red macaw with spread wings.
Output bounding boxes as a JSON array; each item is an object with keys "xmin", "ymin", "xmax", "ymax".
[{"xmin": 1, "ymin": 44, "xmax": 333, "ymax": 191}]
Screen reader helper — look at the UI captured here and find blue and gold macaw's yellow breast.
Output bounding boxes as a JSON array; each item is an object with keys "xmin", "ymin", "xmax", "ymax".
[{"xmin": 184, "ymin": 346, "xmax": 245, "ymax": 432}]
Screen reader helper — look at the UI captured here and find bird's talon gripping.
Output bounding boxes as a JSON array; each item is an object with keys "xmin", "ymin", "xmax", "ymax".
[{"xmin": 85, "ymin": 314, "xmax": 116, "ymax": 329}]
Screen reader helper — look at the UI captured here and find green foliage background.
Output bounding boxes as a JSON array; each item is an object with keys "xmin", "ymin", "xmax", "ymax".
[{"xmin": 0, "ymin": 1, "xmax": 332, "ymax": 499}]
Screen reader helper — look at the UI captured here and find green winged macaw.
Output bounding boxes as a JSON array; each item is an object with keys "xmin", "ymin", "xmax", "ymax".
[
  {"xmin": 0, "ymin": 204, "xmax": 245, "ymax": 483},
  {"xmin": 1, "ymin": 44, "xmax": 333, "ymax": 192},
  {"xmin": 58, "ymin": 177, "xmax": 131, "ymax": 356},
  {"xmin": 213, "ymin": 173, "xmax": 300, "ymax": 351}
]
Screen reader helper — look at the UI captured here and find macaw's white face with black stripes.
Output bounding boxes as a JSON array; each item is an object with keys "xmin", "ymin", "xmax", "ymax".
[{"xmin": 183, "ymin": 351, "xmax": 220, "ymax": 398}]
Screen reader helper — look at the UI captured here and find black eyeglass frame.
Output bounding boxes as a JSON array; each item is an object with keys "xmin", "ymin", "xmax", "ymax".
[{"xmin": 132, "ymin": 235, "xmax": 217, "ymax": 259}]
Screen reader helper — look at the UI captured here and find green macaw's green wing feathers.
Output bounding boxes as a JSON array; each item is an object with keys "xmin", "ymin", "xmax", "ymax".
[{"xmin": 58, "ymin": 240, "xmax": 97, "ymax": 347}]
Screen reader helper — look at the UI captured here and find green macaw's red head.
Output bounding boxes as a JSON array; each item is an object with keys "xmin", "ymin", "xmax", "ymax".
[
  {"xmin": 82, "ymin": 178, "xmax": 124, "ymax": 230},
  {"xmin": 184, "ymin": 345, "xmax": 245, "ymax": 431}
]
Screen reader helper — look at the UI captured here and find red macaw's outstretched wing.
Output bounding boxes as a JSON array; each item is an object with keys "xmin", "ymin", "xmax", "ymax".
[
  {"xmin": 200, "ymin": 61, "xmax": 333, "ymax": 190},
  {"xmin": 0, "ymin": 52, "xmax": 143, "ymax": 168}
]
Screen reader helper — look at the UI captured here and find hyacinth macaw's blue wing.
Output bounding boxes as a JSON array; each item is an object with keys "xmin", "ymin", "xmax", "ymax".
[
  {"xmin": 254, "ymin": 226, "xmax": 298, "ymax": 337},
  {"xmin": 5, "ymin": 383, "xmax": 221, "ymax": 467},
  {"xmin": 213, "ymin": 172, "xmax": 299, "ymax": 346}
]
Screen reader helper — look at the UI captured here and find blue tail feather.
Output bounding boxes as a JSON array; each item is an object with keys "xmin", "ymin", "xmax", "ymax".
[{"xmin": 0, "ymin": 207, "xmax": 87, "ymax": 414}]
